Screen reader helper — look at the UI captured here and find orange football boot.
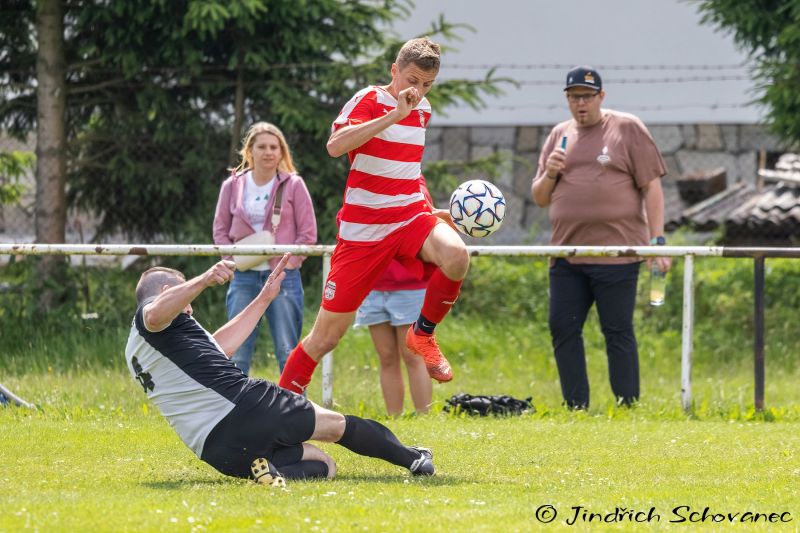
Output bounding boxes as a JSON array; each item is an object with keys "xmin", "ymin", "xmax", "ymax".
[{"xmin": 405, "ymin": 326, "xmax": 453, "ymax": 382}]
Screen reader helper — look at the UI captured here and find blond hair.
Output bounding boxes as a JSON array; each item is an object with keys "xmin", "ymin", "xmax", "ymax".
[
  {"xmin": 396, "ymin": 37, "xmax": 441, "ymax": 71},
  {"xmin": 234, "ymin": 122, "xmax": 297, "ymax": 175}
]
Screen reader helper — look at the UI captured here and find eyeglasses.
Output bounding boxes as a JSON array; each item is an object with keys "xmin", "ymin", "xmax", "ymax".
[{"xmin": 566, "ymin": 92, "xmax": 600, "ymax": 103}]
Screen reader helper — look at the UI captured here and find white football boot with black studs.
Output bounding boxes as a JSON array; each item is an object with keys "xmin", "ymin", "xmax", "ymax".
[{"xmin": 408, "ymin": 446, "xmax": 435, "ymax": 476}]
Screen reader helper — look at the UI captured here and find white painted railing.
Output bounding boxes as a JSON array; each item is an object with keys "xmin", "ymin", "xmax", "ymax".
[{"xmin": 4, "ymin": 243, "xmax": 798, "ymax": 411}]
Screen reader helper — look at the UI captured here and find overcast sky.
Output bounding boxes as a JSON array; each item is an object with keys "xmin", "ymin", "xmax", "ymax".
[{"xmin": 389, "ymin": 0, "xmax": 765, "ymax": 125}]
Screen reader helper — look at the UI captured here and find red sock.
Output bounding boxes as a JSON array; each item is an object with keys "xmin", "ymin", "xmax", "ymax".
[
  {"xmin": 278, "ymin": 343, "xmax": 318, "ymax": 393},
  {"xmin": 418, "ymin": 269, "xmax": 463, "ymax": 331}
]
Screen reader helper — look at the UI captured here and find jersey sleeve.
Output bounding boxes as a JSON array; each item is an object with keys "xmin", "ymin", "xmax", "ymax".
[{"xmin": 332, "ymin": 88, "xmax": 378, "ymax": 132}]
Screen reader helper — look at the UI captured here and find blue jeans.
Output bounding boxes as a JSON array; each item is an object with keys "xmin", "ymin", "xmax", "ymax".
[{"xmin": 226, "ymin": 268, "xmax": 304, "ymax": 376}]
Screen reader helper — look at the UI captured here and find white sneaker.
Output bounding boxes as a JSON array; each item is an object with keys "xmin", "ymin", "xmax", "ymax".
[{"xmin": 409, "ymin": 446, "xmax": 435, "ymax": 476}]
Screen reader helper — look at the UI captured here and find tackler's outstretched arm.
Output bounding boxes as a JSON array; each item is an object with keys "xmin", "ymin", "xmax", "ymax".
[
  {"xmin": 212, "ymin": 253, "xmax": 291, "ymax": 356},
  {"xmin": 143, "ymin": 260, "xmax": 236, "ymax": 332}
]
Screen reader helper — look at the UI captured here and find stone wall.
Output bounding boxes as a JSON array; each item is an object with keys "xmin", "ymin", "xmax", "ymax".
[{"xmin": 424, "ymin": 123, "xmax": 785, "ymax": 244}]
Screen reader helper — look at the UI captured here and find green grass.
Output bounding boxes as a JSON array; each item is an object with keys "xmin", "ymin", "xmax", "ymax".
[
  {"xmin": 2, "ymin": 315, "xmax": 800, "ymax": 532},
  {"xmin": 2, "ymin": 374, "xmax": 799, "ymax": 532},
  {"xmin": 4, "ymin": 312, "xmax": 798, "ymax": 418},
  {"xmin": 3, "ymin": 255, "xmax": 800, "ymax": 531}
]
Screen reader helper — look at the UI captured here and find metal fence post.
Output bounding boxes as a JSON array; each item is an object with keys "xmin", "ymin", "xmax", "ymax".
[
  {"xmin": 0, "ymin": 382, "xmax": 35, "ymax": 409},
  {"xmin": 681, "ymin": 255, "xmax": 694, "ymax": 413},
  {"xmin": 321, "ymin": 254, "xmax": 334, "ymax": 408},
  {"xmin": 754, "ymin": 256, "xmax": 765, "ymax": 411}
]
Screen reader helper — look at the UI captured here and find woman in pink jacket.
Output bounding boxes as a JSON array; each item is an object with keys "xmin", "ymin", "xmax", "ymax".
[{"xmin": 213, "ymin": 122, "xmax": 317, "ymax": 375}]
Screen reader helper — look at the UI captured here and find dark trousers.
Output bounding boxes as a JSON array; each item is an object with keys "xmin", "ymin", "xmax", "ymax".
[{"xmin": 548, "ymin": 259, "xmax": 641, "ymax": 409}]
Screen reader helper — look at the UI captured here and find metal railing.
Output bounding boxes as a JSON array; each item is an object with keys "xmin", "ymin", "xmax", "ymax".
[{"xmin": 3, "ymin": 243, "xmax": 798, "ymax": 412}]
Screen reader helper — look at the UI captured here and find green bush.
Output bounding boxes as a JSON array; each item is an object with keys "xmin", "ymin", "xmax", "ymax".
[
  {"xmin": 458, "ymin": 256, "xmax": 550, "ymax": 321},
  {"xmin": 457, "ymin": 255, "xmax": 800, "ymax": 367},
  {"xmin": 2, "ymin": 255, "xmax": 799, "ymax": 373}
]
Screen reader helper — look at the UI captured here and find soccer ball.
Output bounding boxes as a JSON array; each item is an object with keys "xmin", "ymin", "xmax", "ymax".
[{"xmin": 448, "ymin": 180, "xmax": 506, "ymax": 238}]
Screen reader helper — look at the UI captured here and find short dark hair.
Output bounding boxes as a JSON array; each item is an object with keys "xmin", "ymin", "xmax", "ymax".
[
  {"xmin": 135, "ymin": 267, "xmax": 185, "ymax": 306},
  {"xmin": 396, "ymin": 37, "xmax": 441, "ymax": 71}
]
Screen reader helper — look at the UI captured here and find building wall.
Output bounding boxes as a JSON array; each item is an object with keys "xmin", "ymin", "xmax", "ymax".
[
  {"xmin": 424, "ymin": 123, "xmax": 784, "ymax": 245},
  {"xmin": 390, "ymin": 0, "xmax": 761, "ymax": 126}
]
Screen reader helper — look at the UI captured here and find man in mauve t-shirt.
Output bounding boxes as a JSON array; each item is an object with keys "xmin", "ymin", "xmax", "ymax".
[{"xmin": 531, "ymin": 66, "xmax": 671, "ymax": 409}]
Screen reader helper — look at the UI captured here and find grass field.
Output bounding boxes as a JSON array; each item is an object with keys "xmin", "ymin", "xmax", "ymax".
[{"xmin": 2, "ymin": 314, "xmax": 800, "ymax": 532}]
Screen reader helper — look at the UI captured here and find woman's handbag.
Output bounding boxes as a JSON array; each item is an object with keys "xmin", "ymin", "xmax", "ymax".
[{"xmin": 232, "ymin": 178, "xmax": 288, "ymax": 271}]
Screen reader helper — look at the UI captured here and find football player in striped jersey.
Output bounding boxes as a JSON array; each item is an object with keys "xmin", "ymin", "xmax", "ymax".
[{"xmin": 278, "ymin": 37, "xmax": 469, "ymax": 393}]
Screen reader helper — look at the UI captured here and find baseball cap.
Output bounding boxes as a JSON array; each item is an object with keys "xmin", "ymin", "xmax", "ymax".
[{"xmin": 564, "ymin": 66, "xmax": 602, "ymax": 91}]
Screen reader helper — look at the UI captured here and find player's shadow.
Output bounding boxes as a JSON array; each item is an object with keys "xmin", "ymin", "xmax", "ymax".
[
  {"xmin": 143, "ymin": 479, "xmax": 242, "ymax": 490},
  {"xmin": 143, "ymin": 475, "xmax": 463, "ymax": 489},
  {"xmin": 325, "ymin": 474, "xmax": 463, "ymax": 486}
]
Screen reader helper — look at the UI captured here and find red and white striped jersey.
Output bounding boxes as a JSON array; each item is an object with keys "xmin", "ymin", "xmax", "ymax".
[{"xmin": 332, "ymin": 85, "xmax": 432, "ymax": 243}]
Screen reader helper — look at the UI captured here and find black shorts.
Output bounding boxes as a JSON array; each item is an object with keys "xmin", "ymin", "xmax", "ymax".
[{"xmin": 200, "ymin": 380, "xmax": 316, "ymax": 479}]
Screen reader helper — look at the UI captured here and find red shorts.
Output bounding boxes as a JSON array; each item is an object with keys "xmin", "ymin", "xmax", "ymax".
[{"xmin": 321, "ymin": 214, "xmax": 440, "ymax": 313}]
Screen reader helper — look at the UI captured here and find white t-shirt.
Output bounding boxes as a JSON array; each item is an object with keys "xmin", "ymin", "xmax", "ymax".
[{"xmin": 243, "ymin": 171, "xmax": 276, "ymax": 230}]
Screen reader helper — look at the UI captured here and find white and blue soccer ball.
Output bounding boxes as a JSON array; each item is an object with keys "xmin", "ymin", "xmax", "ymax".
[{"xmin": 448, "ymin": 179, "xmax": 506, "ymax": 238}]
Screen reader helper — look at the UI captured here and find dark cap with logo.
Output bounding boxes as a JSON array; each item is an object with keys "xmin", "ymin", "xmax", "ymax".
[{"xmin": 564, "ymin": 66, "xmax": 602, "ymax": 91}]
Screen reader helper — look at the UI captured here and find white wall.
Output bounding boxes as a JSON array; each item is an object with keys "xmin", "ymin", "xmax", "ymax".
[{"xmin": 389, "ymin": 0, "xmax": 764, "ymax": 125}]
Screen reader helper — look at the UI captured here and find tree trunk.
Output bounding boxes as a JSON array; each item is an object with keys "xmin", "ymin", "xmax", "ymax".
[{"xmin": 34, "ymin": 0, "xmax": 68, "ymax": 311}]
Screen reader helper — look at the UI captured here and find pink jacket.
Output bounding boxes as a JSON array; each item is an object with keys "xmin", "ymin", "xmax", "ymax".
[{"xmin": 213, "ymin": 170, "xmax": 317, "ymax": 270}]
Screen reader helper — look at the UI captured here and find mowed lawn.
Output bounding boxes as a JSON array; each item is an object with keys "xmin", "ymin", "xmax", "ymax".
[
  {"xmin": 2, "ymin": 380, "xmax": 799, "ymax": 532},
  {"xmin": 2, "ymin": 315, "xmax": 800, "ymax": 532}
]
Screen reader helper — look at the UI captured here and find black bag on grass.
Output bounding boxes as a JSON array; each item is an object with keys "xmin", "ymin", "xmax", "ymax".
[{"xmin": 445, "ymin": 393, "xmax": 534, "ymax": 416}]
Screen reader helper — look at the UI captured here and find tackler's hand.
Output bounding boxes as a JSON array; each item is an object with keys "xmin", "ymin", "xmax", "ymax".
[
  {"xmin": 259, "ymin": 253, "xmax": 291, "ymax": 303},
  {"xmin": 204, "ymin": 260, "xmax": 236, "ymax": 287}
]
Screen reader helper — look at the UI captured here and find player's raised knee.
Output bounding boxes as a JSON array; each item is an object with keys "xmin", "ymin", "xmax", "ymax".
[{"xmin": 440, "ymin": 241, "xmax": 470, "ymax": 280}]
